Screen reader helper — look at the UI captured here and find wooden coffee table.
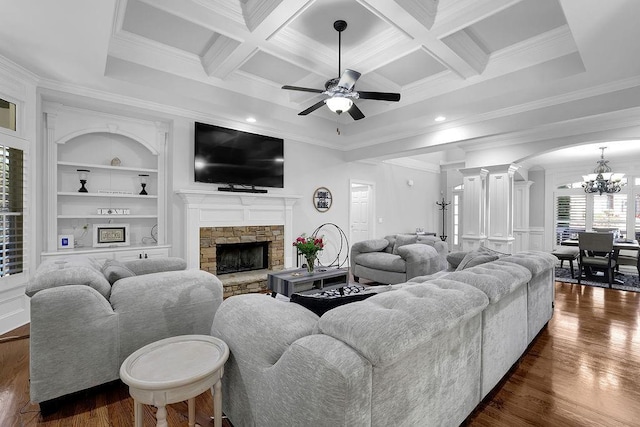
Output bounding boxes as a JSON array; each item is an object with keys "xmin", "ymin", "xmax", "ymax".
[
  {"xmin": 268, "ymin": 267, "xmax": 348, "ymax": 296},
  {"xmin": 120, "ymin": 334, "xmax": 229, "ymax": 427}
]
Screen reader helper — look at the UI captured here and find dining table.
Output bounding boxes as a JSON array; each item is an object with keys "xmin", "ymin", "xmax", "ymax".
[{"xmin": 560, "ymin": 238, "xmax": 640, "ymax": 282}]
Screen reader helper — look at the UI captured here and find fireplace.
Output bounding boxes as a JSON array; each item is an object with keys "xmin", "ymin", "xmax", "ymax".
[
  {"xmin": 216, "ymin": 241, "xmax": 269, "ymax": 275},
  {"xmin": 201, "ymin": 224, "xmax": 284, "ymax": 276}
]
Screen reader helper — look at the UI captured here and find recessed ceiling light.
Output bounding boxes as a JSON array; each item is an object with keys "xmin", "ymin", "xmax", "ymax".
[
  {"xmin": 246, "ymin": 117, "xmax": 256, "ymax": 123},
  {"xmin": 434, "ymin": 116, "xmax": 446, "ymax": 122}
]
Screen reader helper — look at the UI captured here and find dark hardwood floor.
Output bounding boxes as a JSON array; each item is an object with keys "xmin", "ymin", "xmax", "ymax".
[{"xmin": 2, "ymin": 282, "xmax": 640, "ymax": 426}]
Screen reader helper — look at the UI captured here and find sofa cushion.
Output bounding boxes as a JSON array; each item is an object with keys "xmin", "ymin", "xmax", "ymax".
[
  {"xmin": 102, "ymin": 259, "xmax": 136, "ymax": 285},
  {"xmin": 447, "ymin": 251, "xmax": 468, "ymax": 269},
  {"xmin": 392, "ymin": 234, "xmax": 418, "ymax": 254},
  {"xmin": 478, "ymin": 246, "xmax": 510, "ymax": 257},
  {"xmin": 290, "ymin": 292, "xmax": 377, "ymax": 317},
  {"xmin": 353, "ymin": 252, "xmax": 406, "ymax": 273},
  {"xmin": 318, "ymin": 280, "xmax": 489, "ymax": 366},
  {"xmin": 123, "ymin": 257, "xmax": 187, "ymax": 276},
  {"xmin": 26, "ymin": 256, "xmax": 112, "ymax": 299},
  {"xmin": 500, "ymin": 251, "xmax": 557, "ymax": 275},
  {"xmin": 456, "ymin": 251, "xmax": 499, "ymax": 271},
  {"xmin": 444, "ymin": 262, "xmax": 531, "ymax": 303},
  {"xmin": 352, "ymin": 239, "xmax": 389, "ymax": 253}
]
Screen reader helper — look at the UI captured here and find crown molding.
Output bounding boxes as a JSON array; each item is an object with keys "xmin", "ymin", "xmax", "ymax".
[
  {"xmin": 394, "ymin": 0, "xmax": 439, "ymax": 30},
  {"xmin": 432, "ymin": 0, "xmax": 522, "ymax": 38},
  {"xmin": 460, "ymin": 105, "xmax": 640, "ymax": 152},
  {"xmin": 36, "ymin": 79, "xmax": 347, "ymax": 150},
  {"xmin": 269, "ymin": 26, "xmax": 336, "ymax": 71},
  {"xmin": 383, "ymin": 157, "xmax": 441, "ymax": 173},
  {"xmin": 242, "ymin": 0, "xmax": 284, "ymax": 32},
  {"xmin": 201, "ymin": 35, "xmax": 243, "ymax": 77},
  {"xmin": 110, "ymin": 31, "xmax": 202, "ymax": 65},
  {"xmin": 441, "ymin": 29, "xmax": 488, "ymax": 75},
  {"xmin": 184, "ymin": 0, "xmax": 245, "ymax": 26},
  {"xmin": 0, "ymin": 55, "xmax": 40, "ymax": 90}
]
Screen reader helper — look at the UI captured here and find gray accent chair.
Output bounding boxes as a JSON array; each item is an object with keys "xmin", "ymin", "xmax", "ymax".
[
  {"xmin": 211, "ymin": 250, "xmax": 556, "ymax": 426},
  {"xmin": 26, "ymin": 255, "xmax": 223, "ymax": 405},
  {"xmin": 350, "ymin": 234, "xmax": 448, "ymax": 284},
  {"xmin": 577, "ymin": 231, "xmax": 617, "ymax": 287}
]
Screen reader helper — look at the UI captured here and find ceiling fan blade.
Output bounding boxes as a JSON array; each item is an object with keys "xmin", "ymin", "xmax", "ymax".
[
  {"xmin": 282, "ymin": 85, "xmax": 324, "ymax": 94},
  {"xmin": 348, "ymin": 103, "xmax": 365, "ymax": 121},
  {"xmin": 298, "ymin": 100, "xmax": 326, "ymax": 116},
  {"xmin": 357, "ymin": 91, "xmax": 401, "ymax": 102},
  {"xmin": 337, "ymin": 69, "xmax": 361, "ymax": 91}
]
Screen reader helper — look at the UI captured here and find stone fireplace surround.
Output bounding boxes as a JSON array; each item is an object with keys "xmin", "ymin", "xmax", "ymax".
[
  {"xmin": 176, "ymin": 189, "xmax": 301, "ymax": 297},
  {"xmin": 200, "ymin": 225, "xmax": 284, "ymax": 295}
]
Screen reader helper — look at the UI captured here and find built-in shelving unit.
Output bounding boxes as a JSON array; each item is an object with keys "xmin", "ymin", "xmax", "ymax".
[{"xmin": 42, "ymin": 103, "xmax": 169, "ymax": 262}]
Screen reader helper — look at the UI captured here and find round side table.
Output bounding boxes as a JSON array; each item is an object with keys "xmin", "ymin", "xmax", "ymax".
[{"xmin": 120, "ymin": 334, "xmax": 229, "ymax": 427}]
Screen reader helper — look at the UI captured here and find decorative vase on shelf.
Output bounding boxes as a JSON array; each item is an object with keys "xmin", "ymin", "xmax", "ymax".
[{"xmin": 305, "ymin": 256, "xmax": 316, "ymax": 274}]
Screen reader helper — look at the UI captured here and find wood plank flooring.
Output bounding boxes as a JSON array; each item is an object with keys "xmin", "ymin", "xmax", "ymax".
[{"xmin": 2, "ymin": 282, "xmax": 640, "ymax": 426}]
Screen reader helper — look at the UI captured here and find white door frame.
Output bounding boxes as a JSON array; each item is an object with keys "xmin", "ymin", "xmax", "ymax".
[{"xmin": 349, "ymin": 179, "xmax": 376, "ymax": 247}]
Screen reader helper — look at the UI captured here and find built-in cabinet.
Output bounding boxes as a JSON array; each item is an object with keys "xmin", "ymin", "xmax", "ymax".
[{"xmin": 41, "ymin": 103, "xmax": 170, "ymax": 261}]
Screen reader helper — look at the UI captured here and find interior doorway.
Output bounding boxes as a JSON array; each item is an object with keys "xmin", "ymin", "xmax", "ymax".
[{"xmin": 349, "ymin": 180, "xmax": 375, "ymax": 246}]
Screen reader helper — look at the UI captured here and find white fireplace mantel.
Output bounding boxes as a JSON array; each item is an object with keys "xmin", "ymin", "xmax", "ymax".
[{"xmin": 176, "ymin": 189, "xmax": 302, "ymax": 269}]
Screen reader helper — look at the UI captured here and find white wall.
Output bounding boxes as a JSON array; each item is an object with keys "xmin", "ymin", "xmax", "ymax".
[{"xmin": 168, "ymin": 117, "xmax": 439, "ymax": 259}]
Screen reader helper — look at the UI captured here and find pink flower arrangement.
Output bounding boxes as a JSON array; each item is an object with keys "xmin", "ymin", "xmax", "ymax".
[{"xmin": 292, "ymin": 234, "xmax": 325, "ymax": 258}]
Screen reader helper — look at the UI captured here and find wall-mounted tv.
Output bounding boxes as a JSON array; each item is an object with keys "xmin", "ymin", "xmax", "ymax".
[{"xmin": 194, "ymin": 122, "xmax": 284, "ymax": 189}]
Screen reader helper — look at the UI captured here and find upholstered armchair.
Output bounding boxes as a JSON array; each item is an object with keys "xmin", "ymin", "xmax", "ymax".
[
  {"xmin": 26, "ymin": 256, "xmax": 223, "ymax": 406},
  {"xmin": 350, "ymin": 234, "xmax": 448, "ymax": 284}
]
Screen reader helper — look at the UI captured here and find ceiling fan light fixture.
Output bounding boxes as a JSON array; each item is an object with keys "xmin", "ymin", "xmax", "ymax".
[{"xmin": 325, "ymin": 97, "xmax": 353, "ymax": 114}]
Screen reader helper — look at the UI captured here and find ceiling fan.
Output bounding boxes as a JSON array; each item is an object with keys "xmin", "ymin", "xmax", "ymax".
[{"xmin": 282, "ymin": 20, "xmax": 401, "ymax": 121}]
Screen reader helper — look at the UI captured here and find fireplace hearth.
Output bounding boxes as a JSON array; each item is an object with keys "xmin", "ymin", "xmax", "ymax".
[{"xmin": 216, "ymin": 242, "xmax": 269, "ymax": 275}]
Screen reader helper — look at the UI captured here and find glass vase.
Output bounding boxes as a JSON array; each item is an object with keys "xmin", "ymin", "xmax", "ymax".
[{"xmin": 305, "ymin": 256, "xmax": 316, "ymax": 274}]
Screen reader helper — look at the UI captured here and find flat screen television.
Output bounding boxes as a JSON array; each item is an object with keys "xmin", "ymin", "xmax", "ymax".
[{"xmin": 194, "ymin": 122, "xmax": 284, "ymax": 188}]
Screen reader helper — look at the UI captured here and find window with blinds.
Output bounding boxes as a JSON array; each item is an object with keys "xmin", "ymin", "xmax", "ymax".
[
  {"xmin": 555, "ymin": 194, "xmax": 586, "ymax": 244},
  {"xmin": 592, "ymin": 193, "xmax": 627, "ymax": 235},
  {"xmin": 0, "ymin": 145, "xmax": 23, "ymax": 277}
]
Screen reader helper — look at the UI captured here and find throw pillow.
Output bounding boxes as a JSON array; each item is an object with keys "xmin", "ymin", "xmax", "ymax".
[
  {"xmin": 290, "ymin": 292, "xmax": 376, "ymax": 317},
  {"xmin": 392, "ymin": 234, "xmax": 418, "ymax": 255},
  {"xmin": 446, "ymin": 251, "xmax": 468, "ymax": 269},
  {"xmin": 102, "ymin": 259, "xmax": 136, "ymax": 285},
  {"xmin": 455, "ymin": 251, "xmax": 499, "ymax": 271},
  {"xmin": 478, "ymin": 246, "xmax": 510, "ymax": 257}
]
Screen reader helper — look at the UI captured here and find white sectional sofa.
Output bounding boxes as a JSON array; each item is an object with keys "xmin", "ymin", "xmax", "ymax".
[{"xmin": 211, "ymin": 250, "xmax": 556, "ymax": 427}]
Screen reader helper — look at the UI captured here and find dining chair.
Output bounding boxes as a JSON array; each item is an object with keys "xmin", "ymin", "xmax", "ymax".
[
  {"xmin": 616, "ymin": 249, "xmax": 640, "ymax": 275},
  {"xmin": 577, "ymin": 232, "xmax": 617, "ymax": 287}
]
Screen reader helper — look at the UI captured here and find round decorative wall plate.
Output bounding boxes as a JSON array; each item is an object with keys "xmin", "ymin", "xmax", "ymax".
[{"xmin": 313, "ymin": 187, "xmax": 332, "ymax": 212}]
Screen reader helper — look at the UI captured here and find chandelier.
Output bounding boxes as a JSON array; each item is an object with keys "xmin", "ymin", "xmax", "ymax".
[{"xmin": 582, "ymin": 147, "xmax": 625, "ymax": 195}]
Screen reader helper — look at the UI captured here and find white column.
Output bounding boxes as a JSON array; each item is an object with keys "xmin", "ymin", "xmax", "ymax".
[
  {"xmin": 486, "ymin": 164, "xmax": 519, "ymax": 253},
  {"xmin": 460, "ymin": 167, "xmax": 488, "ymax": 251},
  {"xmin": 514, "ymin": 181, "xmax": 533, "ymax": 252}
]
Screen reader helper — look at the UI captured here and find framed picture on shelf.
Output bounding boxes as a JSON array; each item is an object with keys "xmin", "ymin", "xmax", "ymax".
[{"xmin": 93, "ymin": 223, "xmax": 130, "ymax": 247}]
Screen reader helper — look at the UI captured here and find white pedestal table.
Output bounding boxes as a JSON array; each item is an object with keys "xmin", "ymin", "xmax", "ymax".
[{"xmin": 120, "ymin": 334, "xmax": 229, "ymax": 427}]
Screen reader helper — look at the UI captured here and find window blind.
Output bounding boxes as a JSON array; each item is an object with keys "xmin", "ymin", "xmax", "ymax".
[
  {"xmin": 592, "ymin": 194, "xmax": 627, "ymax": 235},
  {"xmin": 0, "ymin": 145, "xmax": 23, "ymax": 277},
  {"xmin": 555, "ymin": 194, "xmax": 586, "ymax": 244}
]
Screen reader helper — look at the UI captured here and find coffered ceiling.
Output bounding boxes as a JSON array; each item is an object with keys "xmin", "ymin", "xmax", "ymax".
[{"xmin": 1, "ymin": 0, "xmax": 640, "ymax": 167}]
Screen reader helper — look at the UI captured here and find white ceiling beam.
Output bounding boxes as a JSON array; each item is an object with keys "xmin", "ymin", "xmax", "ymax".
[
  {"xmin": 358, "ymin": 0, "xmax": 482, "ymax": 79},
  {"xmin": 431, "ymin": 0, "xmax": 525, "ymax": 38}
]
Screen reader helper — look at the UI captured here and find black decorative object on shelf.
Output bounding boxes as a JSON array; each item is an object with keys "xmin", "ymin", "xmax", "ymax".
[
  {"xmin": 139, "ymin": 174, "xmax": 149, "ymax": 195},
  {"xmin": 77, "ymin": 169, "xmax": 90, "ymax": 193},
  {"xmin": 436, "ymin": 196, "xmax": 451, "ymax": 242}
]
